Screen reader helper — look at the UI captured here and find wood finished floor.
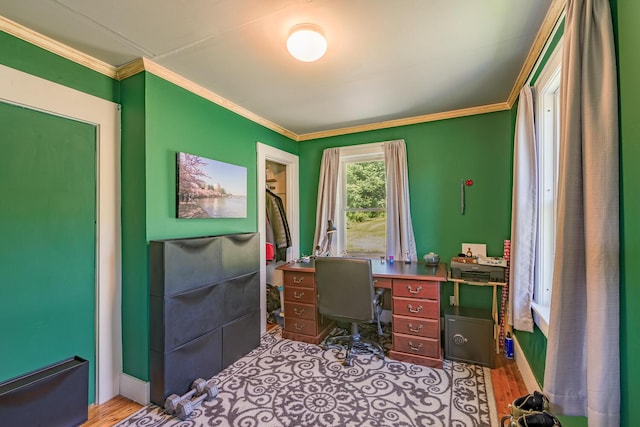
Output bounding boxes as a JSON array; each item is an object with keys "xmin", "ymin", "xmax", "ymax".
[{"xmin": 83, "ymin": 352, "xmax": 528, "ymax": 426}]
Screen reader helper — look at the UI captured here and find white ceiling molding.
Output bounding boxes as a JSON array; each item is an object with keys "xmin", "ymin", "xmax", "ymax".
[
  {"xmin": 506, "ymin": 0, "xmax": 566, "ymax": 108},
  {"xmin": 297, "ymin": 102, "xmax": 511, "ymax": 141},
  {"xmin": 0, "ymin": 15, "xmax": 116, "ymax": 78}
]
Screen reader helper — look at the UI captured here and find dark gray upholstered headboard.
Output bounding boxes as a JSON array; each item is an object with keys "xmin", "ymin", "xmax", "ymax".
[{"xmin": 149, "ymin": 232, "xmax": 260, "ymax": 406}]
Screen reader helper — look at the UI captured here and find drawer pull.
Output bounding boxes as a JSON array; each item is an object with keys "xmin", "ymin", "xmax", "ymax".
[
  {"xmin": 294, "ymin": 323, "xmax": 305, "ymax": 331},
  {"xmin": 408, "ymin": 323, "xmax": 423, "ymax": 333},
  {"xmin": 293, "ymin": 307, "xmax": 305, "ymax": 316},
  {"xmin": 407, "ymin": 285, "xmax": 423, "ymax": 294},
  {"xmin": 293, "ymin": 276, "xmax": 304, "ymax": 284},
  {"xmin": 407, "ymin": 304, "xmax": 423, "ymax": 313},
  {"xmin": 293, "ymin": 291, "xmax": 305, "ymax": 299},
  {"xmin": 408, "ymin": 342, "xmax": 423, "ymax": 352}
]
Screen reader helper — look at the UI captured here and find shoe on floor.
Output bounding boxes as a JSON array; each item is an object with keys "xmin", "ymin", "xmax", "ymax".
[
  {"xmin": 517, "ymin": 411, "xmax": 562, "ymax": 426},
  {"xmin": 508, "ymin": 391, "xmax": 550, "ymax": 418}
]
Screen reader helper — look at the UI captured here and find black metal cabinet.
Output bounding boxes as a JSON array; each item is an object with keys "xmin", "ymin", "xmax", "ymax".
[
  {"xmin": 149, "ymin": 233, "xmax": 260, "ymax": 406},
  {"xmin": 444, "ymin": 306, "xmax": 494, "ymax": 368}
]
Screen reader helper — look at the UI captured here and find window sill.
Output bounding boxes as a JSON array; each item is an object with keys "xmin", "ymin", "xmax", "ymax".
[{"xmin": 531, "ymin": 302, "xmax": 550, "ymax": 338}]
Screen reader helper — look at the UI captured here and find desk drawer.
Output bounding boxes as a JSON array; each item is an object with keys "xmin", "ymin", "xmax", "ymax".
[
  {"xmin": 393, "ymin": 297, "xmax": 438, "ymax": 319},
  {"xmin": 286, "ymin": 302, "xmax": 316, "ymax": 321},
  {"xmin": 373, "ymin": 277, "xmax": 392, "ymax": 289},
  {"xmin": 393, "ymin": 333, "xmax": 440, "ymax": 358},
  {"xmin": 283, "ymin": 272, "xmax": 315, "ymax": 289},
  {"xmin": 393, "ymin": 280, "xmax": 439, "ymax": 299},
  {"xmin": 284, "ymin": 317, "xmax": 316, "ymax": 335},
  {"xmin": 392, "ymin": 315, "xmax": 439, "ymax": 339},
  {"xmin": 284, "ymin": 286, "xmax": 315, "ymax": 305}
]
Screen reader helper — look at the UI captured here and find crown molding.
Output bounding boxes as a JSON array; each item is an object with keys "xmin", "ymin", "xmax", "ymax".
[
  {"xmin": 133, "ymin": 58, "xmax": 298, "ymax": 140},
  {"xmin": 297, "ymin": 102, "xmax": 511, "ymax": 141},
  {"xmin": 0, "ymin": 15, "xmax": 117, "ymax": 78},
  {"xmin": 116, "ymin": 58, "xmax": 145, "ymax": 80},
  {"xmin": 2, "ymin": 0, "xmax": 565, "ymax": 142},
  {"xmin": 506, "ymin": 0, "xmax": 566, "ymax": 108}
]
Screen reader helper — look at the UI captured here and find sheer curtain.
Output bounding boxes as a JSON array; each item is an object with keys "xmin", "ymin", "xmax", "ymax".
[
  {"xmin": 384, "ymin": 140, "xmax": 417, "ymax": 262},
  {"xmin": 543, "ymin": 0, "xmax": 620, "ymax": 424},
  {"xmin": 508, "ymin": 86, "xmax": 537, "ymax": 333},
  {"xmin": 312, "ymin": 148, "xmax": 340, "ymax": 256}
]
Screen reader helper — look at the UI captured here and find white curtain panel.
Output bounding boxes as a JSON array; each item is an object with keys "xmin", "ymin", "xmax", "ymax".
[
  {"xmin": 313, "ymin": 148, "xmax": 340, "ymax": 255},
  {"xmin": 384, "ymin": 140, "xmax": 417, "ymax": 262},
  {"xmin": 508, "ymin": 86, "xmax": 538, "ymax": 333},
  {"xmin": 543, "ymin": 0, "xmax": 620, "ymax": 424}
]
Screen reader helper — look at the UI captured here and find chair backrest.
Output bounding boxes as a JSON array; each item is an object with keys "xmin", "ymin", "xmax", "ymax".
[{"xmin": 315, "ymin": 257, "xmax": 375, "ymax": 322}]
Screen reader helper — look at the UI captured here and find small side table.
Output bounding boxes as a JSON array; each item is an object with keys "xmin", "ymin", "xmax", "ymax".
[{"xmin": 448, "ymin": 275, "xmax": 506, "ymax": 354}]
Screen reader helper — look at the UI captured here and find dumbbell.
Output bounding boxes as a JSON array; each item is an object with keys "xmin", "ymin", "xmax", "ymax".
[
  {"xmin": 175, "ymin": 381, "xmax": 218, "ymax": 420},
  {"xmin": 164, "ymin": 378, "xmax": 207, "ymax": 415}
]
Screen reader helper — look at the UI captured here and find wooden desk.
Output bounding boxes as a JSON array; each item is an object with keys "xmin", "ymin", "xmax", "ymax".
[{"xmin": 277, "ymin": 260, "xmax": 447, "ymax": 368}]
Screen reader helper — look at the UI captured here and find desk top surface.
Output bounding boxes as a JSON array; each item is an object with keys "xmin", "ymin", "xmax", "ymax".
[{"xmin": 277, "ymin": 258, "xmax": 447, "ymax": 281}]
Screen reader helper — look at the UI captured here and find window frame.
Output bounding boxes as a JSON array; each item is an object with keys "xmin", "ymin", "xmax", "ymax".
[
  {"xmin": 531, "ymin": 39, "xmax": 563, "ymax": 337},
  {"xmin": 336, "ymin": 143, "xmax": 386, "ymax": 258}
]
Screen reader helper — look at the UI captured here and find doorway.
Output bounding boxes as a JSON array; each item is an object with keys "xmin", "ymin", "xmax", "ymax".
[
  {"xmin": 0, "ymin": 64, "xmax": 121, "ymax": 404},
  {"xmin": 257, "ymin": 143, "xmax": 299, "ymax": 334},
  {"xmin": 0, "ymin": 101, "xmax": 97, "ymax": 401}
]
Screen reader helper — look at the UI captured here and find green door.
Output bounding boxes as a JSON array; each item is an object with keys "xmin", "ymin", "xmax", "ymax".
[{"xmin": 0, "ymin": 101, "xmax": 97, "ymax": 403}]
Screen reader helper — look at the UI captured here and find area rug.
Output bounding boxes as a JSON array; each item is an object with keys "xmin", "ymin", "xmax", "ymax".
[{"xmin": 116, "ymin": 328, "xmax": 498, "ymax": 427}]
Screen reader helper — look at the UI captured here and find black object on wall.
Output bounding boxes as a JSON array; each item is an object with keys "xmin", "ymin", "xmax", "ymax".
[
  {"xmin": 0, "ymin": 356, "xmax": 89, "ymax": 426},
  {"xmin": 149, "ymin": 232, "xmax": 260, "ymax": 406}
]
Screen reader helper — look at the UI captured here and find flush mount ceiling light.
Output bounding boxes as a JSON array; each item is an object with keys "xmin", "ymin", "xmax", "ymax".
[{"xmin": 287, "ymin": 24, "xmax": 327, "ymax": 62}]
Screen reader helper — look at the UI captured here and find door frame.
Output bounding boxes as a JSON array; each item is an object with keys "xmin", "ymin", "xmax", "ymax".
[
  {"xmin": 0, "ymin": 64, "xmax": 122, "ymax": 405},
  {"xmin": 257, "ymin": 143, "xmax": 299, "ymax": 333}
]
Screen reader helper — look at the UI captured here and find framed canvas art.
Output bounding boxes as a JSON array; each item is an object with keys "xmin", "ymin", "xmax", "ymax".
[{"xmin": 177, "ymin": 152, "xmax": 247, "ymax": 218}]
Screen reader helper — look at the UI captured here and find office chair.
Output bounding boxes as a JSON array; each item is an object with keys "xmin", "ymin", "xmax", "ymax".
[{"xmin": 315, "ymin": 257, "xmax": 385, "ymax": 366}]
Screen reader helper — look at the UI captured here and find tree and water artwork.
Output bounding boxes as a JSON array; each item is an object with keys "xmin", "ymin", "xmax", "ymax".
[{"xmin": 177, "ymin": 152, "xmax": 247, "ymax": 218}]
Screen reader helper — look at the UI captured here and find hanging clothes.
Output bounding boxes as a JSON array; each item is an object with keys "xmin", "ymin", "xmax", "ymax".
[{"xmin": 266, "ymin": 189, "xmax": 291, "ymax": 261}]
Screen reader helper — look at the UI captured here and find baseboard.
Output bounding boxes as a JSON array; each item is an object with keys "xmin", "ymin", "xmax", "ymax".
[
  {"xmin": 513, "ymin": 335, "xmax": 541, "ymax": 393},
  {"xmin": 119, "ymin": 373, "xmax": 149, "ymax": 405}
]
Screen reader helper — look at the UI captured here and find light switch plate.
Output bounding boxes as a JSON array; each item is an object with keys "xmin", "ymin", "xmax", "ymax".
[{"xmin": 461, "ymin": 243, "xmax": 486, "ymax": 257}]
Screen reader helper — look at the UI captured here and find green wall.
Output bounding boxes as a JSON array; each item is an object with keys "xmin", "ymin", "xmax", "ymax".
[
  {"xmin": 0, "ymin": 31, "xmax": 119, "ymax": 103},
  {"xmin": 120, "ymin": 72, "xmax": 148, "ymax": 380},
  {"xmin": 514, "ymin": 327, "xmax": 547, "ymax": 385},
  {"xmin": 613, "ymin": 1, "xmax": 640, "ymax": 425},
  {"xmin": 119, "ymin": 72, "xmax": 297, "ymax": 380},
  {"xmin": 144, "ymin": 73, "xmax": 297, "ymax": 240},
  {"xmin": 298, "ymin": 112, "xmax": 513, "ymax": 312}
]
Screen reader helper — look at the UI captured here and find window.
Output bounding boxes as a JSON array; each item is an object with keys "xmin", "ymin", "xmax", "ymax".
[
  {"xmin": 532, "ymin": 40, "xmax": 562, "ymax": 335},
  {"xmin": 336, "ymin": 144, "xmax": 386, "ymax": 259}
]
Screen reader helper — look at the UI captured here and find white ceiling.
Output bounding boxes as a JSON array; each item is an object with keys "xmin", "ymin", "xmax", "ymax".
[{"xmin": 0, "ymin": 0, "xmax": 553, "ymax": 137}]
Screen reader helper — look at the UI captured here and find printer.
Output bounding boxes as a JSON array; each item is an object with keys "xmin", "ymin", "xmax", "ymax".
[{"xmin": 450, "ymin": 256, "xmax": 506, "ymax": 283}]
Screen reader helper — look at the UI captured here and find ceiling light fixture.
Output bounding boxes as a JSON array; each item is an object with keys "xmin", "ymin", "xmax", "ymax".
[{"xmin": 287, "ymin": 24, "xmax": 327, "ymax": 62}]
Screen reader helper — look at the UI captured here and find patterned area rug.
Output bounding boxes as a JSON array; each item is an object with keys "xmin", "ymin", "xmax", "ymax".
[{"xmin": 116, "ymin": 327, "xmax": 497, "ymax": 427}]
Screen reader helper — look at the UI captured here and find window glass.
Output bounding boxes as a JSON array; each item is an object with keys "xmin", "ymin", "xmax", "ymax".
[
  {"xmin": 336, "ymin": 144, "xmax": 386, "ymax": 259},
  {"xmin": 344, "ymin": 160, "xmax": 386, "ymax": 258},
  {"xmin": 532, "ymin": 38, "xmax": 562, "ymax": 334}
]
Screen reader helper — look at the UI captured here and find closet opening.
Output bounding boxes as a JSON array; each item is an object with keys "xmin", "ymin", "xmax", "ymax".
[
  {"xmin": 256, "ymin": 143, "xmax": 299, "ymax": 335},
  {"xmin": 265, "ymin": 159, "xmax": 288, "ymax": 331}
]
